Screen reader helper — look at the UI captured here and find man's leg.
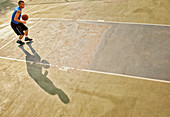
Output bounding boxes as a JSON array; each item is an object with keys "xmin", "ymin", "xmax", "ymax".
[
  {"xmin": 11, "ymin": 22, "xmax": 25, "ymax": 45},
  {"xmin": 25, "ymin": 29, "xmax": 32, "ymax": 41},
  {"xmin": 17, "ymin": 35, "xmax": 25, "ymax": 45},
  {"xmin": 25, "ymin": 29, "xmax": 28, "ymax": 37},
  {"xmin": 19, "ymin": 35, "xmax": 24, "ymax": 40}
]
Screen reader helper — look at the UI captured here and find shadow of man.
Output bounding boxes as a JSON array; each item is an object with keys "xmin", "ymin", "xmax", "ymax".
[{"xmin": 18, "ymin": 42, "xmax": 69, "ymax": 104}]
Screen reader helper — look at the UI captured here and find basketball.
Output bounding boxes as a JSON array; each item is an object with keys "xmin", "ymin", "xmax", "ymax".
[{"xmin": 22, "ymin": 14, "xmax": 28, "ymax": 21}]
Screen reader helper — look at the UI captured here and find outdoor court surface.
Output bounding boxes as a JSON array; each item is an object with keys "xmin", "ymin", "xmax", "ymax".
[{"xmin": 0, "ymin": 0, "xmax": 170, "ymax": 117}]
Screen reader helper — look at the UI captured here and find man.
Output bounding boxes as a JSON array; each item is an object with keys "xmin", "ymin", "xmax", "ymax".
[{"xmin": 11, "ymin": 1, "xmax": 32, "ymax": 45}]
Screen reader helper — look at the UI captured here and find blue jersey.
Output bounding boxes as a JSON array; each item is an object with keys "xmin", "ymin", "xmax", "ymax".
[{"xmin": 11, "ymin": 7, "xmax": 22, "ymax": 24}]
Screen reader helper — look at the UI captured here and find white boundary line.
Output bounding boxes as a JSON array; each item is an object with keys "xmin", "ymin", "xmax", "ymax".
[
  {"xmin": 77, "ymin": 19, "xmax": 170, "ymax": 27},
  {"xmin": 28, "ymin": 18, "xmax": 170, "ymax": 27},
  {"xmin": 0, "ymin": 37, "xmax": 18, "ymax": 50},
  {"xmin": 0, "ymin": 18, "xmax": 45, "ymax": 50},
  {"xmin": 0, "ymin": 56, "xmax": 169, "ymax": 83}
]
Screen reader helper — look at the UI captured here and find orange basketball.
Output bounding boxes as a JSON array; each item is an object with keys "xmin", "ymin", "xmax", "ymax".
[{"xmin": 22, "ymin": 14, "xmax": 28, "ymax": 21}]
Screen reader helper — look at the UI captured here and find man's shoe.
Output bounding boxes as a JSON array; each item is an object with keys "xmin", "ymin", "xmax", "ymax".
[
  {"xmin": 25, "ymin": 37, "xmax": 33, "ymax": 41},
  {"xmin": 16, "ymin": 40, "xmax": 25, "ymax": 45}
]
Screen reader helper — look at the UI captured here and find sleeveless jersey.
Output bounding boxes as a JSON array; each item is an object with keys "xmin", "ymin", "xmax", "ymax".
[{"xmin": 11, "ymin": 7, "xmax": 22, "ymax": 24}]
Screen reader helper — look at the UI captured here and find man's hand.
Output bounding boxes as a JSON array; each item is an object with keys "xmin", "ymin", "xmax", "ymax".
[
  {"xmin": 22, "ymin": 21, "xmax": 26, "ymax": 24},
  {"xmin": 14, "ymin": 10, "xmax": 26, "ymax": 24}
]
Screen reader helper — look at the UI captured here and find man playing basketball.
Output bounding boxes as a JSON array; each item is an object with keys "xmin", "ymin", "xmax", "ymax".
[{"xmin": 11, "ymin": 0, "xmax": 32, "ymax": 45}]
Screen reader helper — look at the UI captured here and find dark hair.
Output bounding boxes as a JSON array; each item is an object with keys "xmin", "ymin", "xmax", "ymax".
[{"xmin": 18, "ymin": 0, "xmax": 24, "ymax": 5}]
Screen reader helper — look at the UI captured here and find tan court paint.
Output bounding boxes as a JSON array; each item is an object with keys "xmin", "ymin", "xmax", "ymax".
[
  {"xmin": 0, "ymin": 59, "xmax": 170, "ymax": 117},
  {"xmin": 0, "ymin": 0, "xmax": 170, "ymax": 117}
]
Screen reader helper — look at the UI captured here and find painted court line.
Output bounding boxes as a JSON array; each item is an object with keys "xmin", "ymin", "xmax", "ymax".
[
  {"xmin": 0, "ymin": 23, "xmax": 9, "ymax": 28},
  {"xmin": 28, "ymin": 18, "xmax": 170, "ymax": 27},
  {"xmin": 0, "ymin": 56, "xmax": 169, "ymax": 83},
  {"xmin": 0, "ymin": 37, "xmax": 18, "ymax": 50},
  {"xmin": 77, "ymin": 19, "xmax": 170, "ymax": 27},
  {"xmin": 0, "ymin": 18, "xmax": 45, "ymax": 50}
]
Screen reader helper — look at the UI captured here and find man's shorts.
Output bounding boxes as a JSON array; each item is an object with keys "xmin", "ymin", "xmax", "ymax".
[{"xmin": 11, "ymin": 22, "xmax": 28, "ymax": 35}]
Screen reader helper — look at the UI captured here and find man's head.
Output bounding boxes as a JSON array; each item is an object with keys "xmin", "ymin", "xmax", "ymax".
[{"xmin": 18, "ymin": 1, "xmax": 25, "ymax": 9}]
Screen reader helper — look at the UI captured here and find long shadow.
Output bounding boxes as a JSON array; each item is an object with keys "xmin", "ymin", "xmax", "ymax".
[{"xmin": 18, "ymin": 42, "xmax": 69, "ymax": 104}]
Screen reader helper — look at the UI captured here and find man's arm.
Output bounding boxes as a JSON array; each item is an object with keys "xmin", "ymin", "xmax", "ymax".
[{"xmin": 14, "ymin": 10, "xmax": 26, "ymax": 24}]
